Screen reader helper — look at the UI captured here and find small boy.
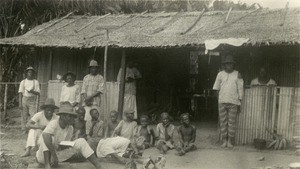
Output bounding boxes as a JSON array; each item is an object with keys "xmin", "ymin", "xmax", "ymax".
[
  {"xmin": 86, "ymin": 107, "xmax": 104, "ymax": 151},
  {"xmin": 113, "ymin": 111, "xmax": 137, "ymax": 140},
  {"xmin": 105, "ymin": 111, "xmax": 119, "ymax": 138},
  {"xmin": 156, "ymin": 112, "xmax": 175, "ymax": 154},
  {"xmin": 73, "ymin": 107, "xmax": 86, "ymax": 139},
  {"xmin": 134, "ymin": 115, "xmax": 155, "ymax": 150},
  {"xmin": 176, "ymin": 113, "xmax": 197, "ymax": 156}
]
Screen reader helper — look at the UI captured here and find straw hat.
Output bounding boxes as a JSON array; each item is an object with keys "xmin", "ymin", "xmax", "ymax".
[
  {"xmin": 25, "ymin": 66, "xmax": 35, "ymax": 73},
  {"xmin": 88, "ymin": 59, "xmax": 99, "ymax": 67},
  {"xmin": 222, "ymin": 55, "xmax": 235, "ymax": 64},
  {"xmin": 62, "ymin": 71, "xmax": 76, "ymax": 81},
  {"xmin": 40, "ymin": 98, "xmax": 59, "ymax": 110},
  {"xmin": 56, "ymin": 102, "xmax": 77, "ymax": 116}
]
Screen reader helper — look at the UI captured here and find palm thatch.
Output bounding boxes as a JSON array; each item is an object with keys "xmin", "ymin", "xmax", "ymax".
[{"xmin": 0, "ymin": 8, "xmax": 299, "ymax": 48}]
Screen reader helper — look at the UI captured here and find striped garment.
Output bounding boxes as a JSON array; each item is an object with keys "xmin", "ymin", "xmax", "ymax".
[{"xmin": 219, "ymin": 103, "xmax": 238, "ymax": 139}]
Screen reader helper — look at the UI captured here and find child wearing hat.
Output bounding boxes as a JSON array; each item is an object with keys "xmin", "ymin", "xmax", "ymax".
[
  {"xmin": 21, "ymin": 98, "xmax": 58, "ymax": 157},
  {"xmin": 213, "ymin": 54, "xmax": 244, "ymax": 148},
  {"xmin": 18, "ymin": 67, "xmax": 41, "ymax": 131},
  {"xmin": 113, "ymin": 110, "xmax": 137, "ymax": 141},
  {"xmin": 60, "ymin": 72, "xmax": 80, "ymax": 107},
  {"xmin": 36, "ymin": 102, "xmax": 103, "ymax": 169}
]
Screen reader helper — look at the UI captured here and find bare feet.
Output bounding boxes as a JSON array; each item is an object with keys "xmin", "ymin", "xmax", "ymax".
[
  {"xmin": 21, "ymin": 148, "xmax": 31, "ymax": 157},
  {"xmin": 227, "ymin": 140, "xmax": 234, "ymax": 148},
  {"xmin": 221, "ymin": 140, "xmax": 227, "ymax": 148}
]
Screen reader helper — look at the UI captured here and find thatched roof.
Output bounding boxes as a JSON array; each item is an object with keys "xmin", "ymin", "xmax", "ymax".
[{"xmin": 0, "ymin": 8, "xmax": 299, "ymax": 48}]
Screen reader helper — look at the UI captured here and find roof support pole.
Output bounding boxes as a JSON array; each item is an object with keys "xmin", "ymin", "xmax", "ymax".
[
  {"xmin": 118, "ymin": 49, "xmax": 126, "ymax": 119},
  {"xmin": 103, "ymin": 30, "xmax": 109, "ymax": 121},
  {"xmin": 48, "ymin": 49, "xmax": 53, "ymax": 81}
]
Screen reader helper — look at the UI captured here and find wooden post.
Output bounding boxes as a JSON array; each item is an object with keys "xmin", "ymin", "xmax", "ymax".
[
  {"xmin": 49, "ymin": 49, "xmax": 53, "ymax": 81},
  {"xmin": 4, "ymin": 84, "xmax": 8, "ymax": 119},
  {"xmin": 103, "ymin": 30, "xmax": 109, "ymax": 120},
  {"xmin": 118, "ymin": 50, "xmax": 126, "ymax": 119}
]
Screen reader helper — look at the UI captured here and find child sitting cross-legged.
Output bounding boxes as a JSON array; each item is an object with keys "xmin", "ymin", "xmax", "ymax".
[
  {"xmin": 134, "ymin": 115, "xmax": 155, "ymax": 150},
  {"xmin": 104, "ymin": 110, "xmax": 120, "ymax": 138},
  {"xmin": 113, "ymin": 110, "xmax": 137, "ymax": 141},
  {"xmin": 86, "ymin": 107, "xmax": 104, "ymax": 151},
  {"xmin": 156, "ymin": 112, "xmax": 175, "ymax": 154},
  {"xmin": 73, "ymin": 107, "xmax": 86, "ymax": 139},
  {"xmin": 175, "ymin": 113, "xmax": 197, "ymax": 156}
]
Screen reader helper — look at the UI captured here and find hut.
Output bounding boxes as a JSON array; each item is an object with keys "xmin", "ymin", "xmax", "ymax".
[{"xmin": 0, "ymin": 8, "xmax": 299, "ymax": 145}]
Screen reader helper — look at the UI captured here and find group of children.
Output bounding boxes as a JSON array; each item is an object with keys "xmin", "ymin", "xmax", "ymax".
[{"xmin": 19, "ymin": 60, "xmax": 196, "ymax": 166}]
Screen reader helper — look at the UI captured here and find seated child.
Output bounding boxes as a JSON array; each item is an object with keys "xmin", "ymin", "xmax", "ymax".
[
  {"xmin": 105, "ymin": 110, "xmax": 120, "ymax": 138},
  {"xmin": 134, "ymin": 115, "xmax": 155, "ymax": 150},
  {"xmin": 113, "ymin": 111, "xmax": 137, "ymax": 140},
  {"xmin": 86, "ymin": 107, "xmax": 104, "ymax": 151},
  {"xmin": 73, "ymin": 107, "xmax": 86, "ymax": 139},
  {"xmin": 176, "ymin": 113, "xmax": 197, "ymax": 156},
  {"xmin": 156, "ymin": 112, "xmax": 175, "ymax": 154}
]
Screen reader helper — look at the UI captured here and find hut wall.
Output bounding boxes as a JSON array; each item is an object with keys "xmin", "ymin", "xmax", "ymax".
[{"xmin": 235, "ymin": 87, "xmax": 300, "ymax": 145}]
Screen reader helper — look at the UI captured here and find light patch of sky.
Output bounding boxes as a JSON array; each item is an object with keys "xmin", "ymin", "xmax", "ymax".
[{"xmin": 230, "ymin": 0, "xmax": 300, "ymax": 9}]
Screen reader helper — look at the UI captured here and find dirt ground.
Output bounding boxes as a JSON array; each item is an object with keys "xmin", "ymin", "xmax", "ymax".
[{"xmin": 1, "ymin": 110, "xmax": 299, "ymax": 169}]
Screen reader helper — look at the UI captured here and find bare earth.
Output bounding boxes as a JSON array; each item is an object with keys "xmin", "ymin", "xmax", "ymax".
[{"xmin": 1, "ymin": 116, "xmax": 299, "ymax": 169}]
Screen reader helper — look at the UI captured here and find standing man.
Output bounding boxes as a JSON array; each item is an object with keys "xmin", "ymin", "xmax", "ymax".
[
  {"xmin": 81, "ymin": 60, "xmax": 104, "ymax": 121},
  {"xmin": 213, "ymin": 54, "xmax": 244, "ymax": 148},
  {"xmin": 18, "ymin": 67, "xmax": 40, "ymax": 131},
  {"xmin": 117, "ymin": 60, "xmax": 142, "ymax": 119}
]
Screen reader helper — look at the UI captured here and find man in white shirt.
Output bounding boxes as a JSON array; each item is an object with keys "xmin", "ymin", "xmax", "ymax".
[
  {"xmin": 18, "ymin": 67, "xmax": 40, "ymax": 131},
  {"xmin": 36, "ymin": 102, "xmax": 103, "ymax": 169},
  {"xmin": 21, "ymin": 98, "xmax": 58, "ymax": 157},
  {"xmin": 213, "ymin": 54, "xmax": 244, "ymax": 148}
]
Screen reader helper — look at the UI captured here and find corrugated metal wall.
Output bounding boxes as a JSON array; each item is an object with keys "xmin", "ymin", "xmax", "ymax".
[
  {"xmin": 47, "ymin": 80, "xmax": 119, "ymax": 120},
  {"xmin": 236, "ymin": 87, "xmax": 300, "ymax": 145}
]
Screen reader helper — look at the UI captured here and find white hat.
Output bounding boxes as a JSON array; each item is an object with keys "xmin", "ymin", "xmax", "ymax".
[{"xmin": 88, "ymin": 60, "xmax": 99, "ymax": 67}]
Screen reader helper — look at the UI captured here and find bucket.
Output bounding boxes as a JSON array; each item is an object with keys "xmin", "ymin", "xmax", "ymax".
[{"xmin": 254, "ymin": 138, "xmax": 266, "ymax": 150}]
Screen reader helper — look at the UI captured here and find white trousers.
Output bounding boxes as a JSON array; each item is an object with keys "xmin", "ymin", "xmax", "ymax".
[
  {"xmin": 26, "ymin": 129, "xmax": 42, "ymax": 148},
  {"xmin": 36, "ymin": 138, "xmax": 94, "ymax": 164},
  {"xmin": 123, "ymin": 94, "xmax": 137, "ymax": 119}
]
